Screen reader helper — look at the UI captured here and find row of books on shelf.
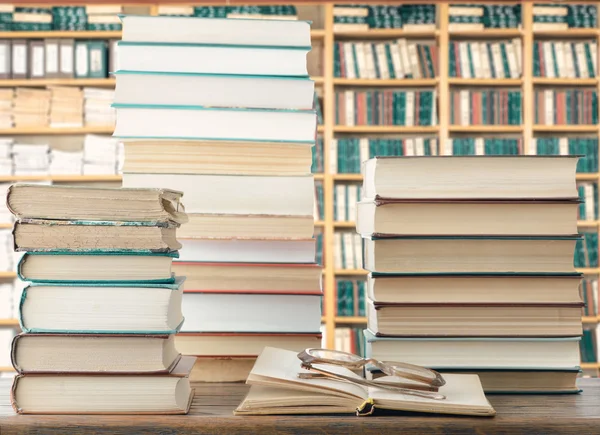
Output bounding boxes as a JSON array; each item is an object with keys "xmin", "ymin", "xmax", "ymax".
[
  {"xmin": 0, "ymin": 38, "xmax": 117, "ymax": 80},
  {"xmin": 581, "ymin": 328, "xmax": 599, "ymax": 363},
  {"xmin": 335, "ymin": 279, "xmax": 366, "ymax": 317},
  {"xmin": 0, "ymin": 87, "xmax": 114, "ymax": 128},
  {"xmin": 333, "ymin": 231, "xmax": 362, "ymax": 270},
  {"xmin": 450, "ymin": 89, "xmax": 522, "ymax": 126},
  {"xmin": 0, "ymin": 5, "xmax": 122, "ymax": 31},
  {"xmin": 333, "ymin": 4, "xmax": 435, "ymax": 31},
  {"xmin": 0, "ymin": 135, "xmax": 123, "ymax": 176},
  {"xmin": 334, "ymin": 90, "xmax": 437, "ymax": 126},
  {"xmin": 534, "ymin": 89, "xmax": 598, "ymax": 125},
  {"xmin": 333, "ymin": 40, "xmax": 437, "ymax": 79},
  {"xmin": 334, "ymin": 183, "xmax": 361, "ymax": 222},
  {"xmin": 533, "ymin": 41, "xmax": 597, "ymax": 78},
  {"xmin": 582, "ymin": 278, "xmax": 599, "ymax": 317},
  {"xmin": 533, "ymin": 4, "xmax": 598, "ymax": 30},
  {"xmin": 157, "ymin": 5, "xmax": 298, "ymax": 19},
  {"xmin": 532, "ymin": 138, "xmax": 598, "ymax": 173},
  {"xmin": 448, "ymin": 4, "xmax": 521, "ymax": 30},
  {"xmin": 449, "ymin": 40, "xmax": 522, "ymax": 79},
  {"xmin": 577, "ymin": 232, "xmax": 599, "ymax": 268}
]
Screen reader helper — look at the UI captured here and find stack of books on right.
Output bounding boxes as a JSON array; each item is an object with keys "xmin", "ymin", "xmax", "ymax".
[{"xmin": 357, "ymin": 156, "xmax": 584, "ymax": 394}]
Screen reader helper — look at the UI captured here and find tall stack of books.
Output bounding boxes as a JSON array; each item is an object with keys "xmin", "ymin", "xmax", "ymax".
[
  {"xmin": 13, "ymin": 88, "xmax": 50, "ymax": 127},
  {"xmin": 115, "ymin": 15, "xmax": 322, "ymax": 382},
  {"xmin": 49, "ymin": 86, "xmax": 83, "ymax": 128},
  {"xmin": 6, "ymin": 184, "xmax": 194, "ymax": 414},
  {"xmin": 358, "ymin": 156, "xmax": 584, "ymax": 393}
]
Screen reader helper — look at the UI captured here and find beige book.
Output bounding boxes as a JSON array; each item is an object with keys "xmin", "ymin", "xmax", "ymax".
[
  {"xmin": 190, "ymin": 358, "xmax": 255, "ymax": 382},
  {"xmin": 235, "ymin": 347, "xmax": 496, "ymax": 417},
  {"xmin": 333, "ymin": 23, "xmax": 370, "ymax": 32}
]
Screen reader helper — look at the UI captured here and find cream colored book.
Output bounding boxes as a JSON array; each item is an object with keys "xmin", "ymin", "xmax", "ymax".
[{"xmin": 235, "ymin": 347, "xmax": 496, "ymax": 417}]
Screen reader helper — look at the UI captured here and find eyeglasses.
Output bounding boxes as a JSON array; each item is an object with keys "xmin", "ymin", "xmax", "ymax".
[{"xmin": 297, "ymin": 348, "xmax": 446, "ymax": 400}]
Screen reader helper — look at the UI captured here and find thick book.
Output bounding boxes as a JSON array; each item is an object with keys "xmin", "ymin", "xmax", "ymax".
[
  {"xmin": 122, "ymin": 139, "xmax": 314, "ymax": 177},
  {"xmin": 6, "ymin": 184, "xmax": 187, "ymax": 225},
  {"xmin": 117, "ymin": 42, "xmax": 309, "ymax": 77},
  {"xmin": 362, "ymin": 156, "xmax": 578, "ymax": 200},
  {"xmin": 12, "ymin": 219, "xmax": 181, "ymax": 253},
  {"xmin": 120, "ymin": 15, "xmax": 311, "ymax": 47},
  {"xmin": 367, "ymin": 273, "xmax": 582, "ymax": 304},
  {"xmin": 11, "ymin": 356, "xmax": 195, "ymax": 414},
  {"xmin": 19, "ymin": 278, "xmax": 185, "ymax": 334},
  {"xmin": 12, "ymin": 333, "xmax": 181, "ymax": 374},
  {"xmin": 367, "ymin": 301, "xmax": 583, "ymax": 337},
  {"xmin": 18, "ymin": 251, "xmax": 178, "ymax": 283},
  {"xmin": 122, "ymin": 173, "xmax": 314, "ymax": 215},
  {"xmin": 234, "ymin": 347, "xmax": 495, "ymax": 417},
  {"xmin": 112, "ymin": 104, "xmax": 317, "ymax": 143},
  {"xmin": 363, "ymin": 235, "xmax": 580, "ymax": 273},
  {"xmin": 114, "ymin": 72, "xmax": 315, "ymax": 110},
  {"xmin": 363, "ymin": 331, "xmax": 582, "ymax": 369},
  {"xmin": 176, "ymin": 332, "xmax": 322, "ymax": 357},
  {"xmin": 181, "ymin": 291, "xmax": 322, "ymax": 334},
  {"xmin": 357, "ymin": 199, "xmax": 579, "ymax": 236},
  {"xmin": 178, "ymin": 238, "xmax": 316, "ymax": 264},
  {"xmin": 172, "ymin": 262, "xmax": 322, "ymax": 293}
]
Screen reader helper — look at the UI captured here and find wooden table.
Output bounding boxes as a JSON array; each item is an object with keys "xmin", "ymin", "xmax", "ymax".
[{"xmin": 1, "ymin": 379, "xmax": 600, "ymax": 434}]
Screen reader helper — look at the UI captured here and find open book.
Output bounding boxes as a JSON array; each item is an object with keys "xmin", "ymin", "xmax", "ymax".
[{"xmin": 234, "ymin": 347, "xmax": 495, "ymax": 417}]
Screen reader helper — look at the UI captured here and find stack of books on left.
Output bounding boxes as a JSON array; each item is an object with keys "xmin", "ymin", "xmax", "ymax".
[
  {"xmin": 6, "ymin": 184, "xmax": 195, "ymax": 414},
  {"xmin": 357, "ymin": 156, "xmax": 584, "ymax": 394}
]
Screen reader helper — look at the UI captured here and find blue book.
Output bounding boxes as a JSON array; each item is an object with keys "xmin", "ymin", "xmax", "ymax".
[
  {"xmin": 19, "ymin": 277, "xmax": 185, "ymax": 334},
  {"xmin": 18, "ymin": 251, "xmax": 178, "ymax": 284}
]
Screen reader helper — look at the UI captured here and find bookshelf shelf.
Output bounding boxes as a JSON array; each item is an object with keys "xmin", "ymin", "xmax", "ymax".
[
  {"xmin": 448, "ymin": 78, "xmax": 523, "ymax": 86},
  {"xmin": 534, "ymin": 29, "xmax": 599, "ymax": 38},
  {"xmin": 332, "ymin": 174, "xmax": 363, "ymax": 181},
  {"xmin": 0, "ymin": 366, "xmax": 15, "ymax": 372},
  {"xmin": 579, "ymin": 220, "xmax": 600, "ymax": 228},
  {"xmin": 335, "ymin": 316, "xmax": 367, "ymax": 324},
  {"xmin": 0, "ymin": 223, "xmax": 11, "ymax": 229},
  {"xmin": 313, "ymin": 76, "xmax": 325, "ymax": 85},
  {"xmin": 0, "ymin": 78, "xmax": 116, "ymax": 87},
  {"xmin": 333, "ymin": 126, "xmax": 439, "ymax": 134},
  {"xmin": 449, "ymin": 125, "xmax": 523, "ymax": 133},
  {"xmin": 449, "ymin": 28, "xmax": 523, "ymax": 38},
  {"xmin": 577, "ymin": 268, "xmax": 600, "ymax": 275},
  {"xmin": 0, "ymin": 126, "xmax": 114, "ymax": 135},
  {"xmin": 532, "ymin": 78, "xmax": 599, "ymax": 86},
  {"xmin": 335, "ymin": 269, "xmax": 368, "ymax": 276},
  {"xmin": 533, "ymin": 125, "xmax": 599, "ymax": 133},
  {"xmin": 576, "ymin": 174, "xmax": 599, "ymax": 181},
  {"xmin": 0, "ymin": 319, "xmax": 19, "ymax": 327},
  {"xmin": 583, "ymin": 316, "xmax": 600, "ymax": 323},
  {"xmin": 0, "ymin": 272, "xmax": 16, "ymax": 279},
  {"xmin": 333, "ymin": 78, "xmax": 437, "ymax": 87},
  {"xmin": 311, "ymin": 29, "xmax": 326, "ymax": 39},
  {"xmin": 334, "ymin": 221, "xmax": 356, "ymax": 228},
  {"xmin": 314, "ymin": 173, "xmax": 324, "ymax": 181},
  {"xmin": 334, "ymin": 28, "xmax": 438, "ymax": 39},
  {"xmin": 0, "ymin": 175, "xmax": 121, "ymax": 182},
  {"xmin": 581, "ymin": 362, "xmax": 600, "ymax": 370},
  {"xmin": 315, "ymin": 220, "xmax": 325, "ymax": 227},
  {"xmin": 0, "ymin": 31, "xmax": 122, "ymax": 39}
]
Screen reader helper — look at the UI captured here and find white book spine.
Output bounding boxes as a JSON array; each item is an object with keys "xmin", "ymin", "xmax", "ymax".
[
  {"xmin": 335, "ymin": 184, "xmax": 346, "ymax": 221},
  {"xmin": 364, "ymin": 43, "xmax": 377, "ymax": 79},
  {"xmin": 398, "ymin": 39, "xmax": 410, "ymax": 79},
  {"xmin": 355, "ymin": 42, "xmax": 368, "ymax": 79},
  {"xmin": 430, "ymin": 89, "xmax": 438, "ymax": 126},
  {"xmin": 445, "ymin": 138, "xmax": 454, "ymax": 156},
  {"xmin": 345, "ymin": 90, "xmax": 354, "ymax": 126},
  {"xmin": 506, "ymin": 42, "xmax": 518, "ymax": 78},
  {"xmin": 330, "ymin": 139, "xmax": 338, "ymax": 173},
  {"xmin": 343, "ymin": 43, "xmax": 356, "ymax": 79},
  {"xmin": 415, "ymin": 137, "xmax": 425, "ymax": 156},
  {"xmin": 492, "ymin": 43, "xmax": 504, "ymax": 78},
  {"xmin": 460, "ymin": 90, "xmax": 470, "ymax": 125},
  {"xmin": 459, "ymin": 42, "xmax": 471, "ymax": 78},
  {"xmin": 554, "ymin": 41, "xmax": 565, "ymax": 77},
  {"xmin": 530, "ymin": 138, "xmax": 538, "ymax": 155},
  {"xmin": 407, "ymin": 43, "xmax": 421, "ymax": 78},
  {"xmin": 544, "ymin": 89, "xmax": 554, "ymax": 125},
  {"xmin": 359, "ymin": 137, "xmax": 369, "ymax": 168},
  {"xmin": 334, "ymin": 232, "xmax": 343, "ymax": 269},
  {"xmin": 559, "ymin": 137, "xmax": 569, "ymax": 155},
  {"xmin": 405, "ymin": 138, "xmax": 416, "ymax": 156},
  {"xmin": 343, "ymin": 232, "xmax": 354, "ymax": 269},
  {"xmin": 347, "ymin": 185, "xmax": 358, "ymax": 223},
  {"xmin": 353, "ymin": 234, "xmax": 362, "ymax": 269},
  {"xmin": 470, "ymin": 42, "xmax": 481, "ymax": 78},
  {"xmin": 376, "ymin": 43, "xmax": 390, "ymax": 79},
  {"xmin": 576, "ymin": 42, "xmax": 589, "ymax": 78},
  {"xmin": 475, "ymin": 137, "xmax": 485, "ymax": 155},
  {"xmin": 390, "ymin": 41, "xmax": 403, "ymax": 78},
  {"xmin": 512, "ymin": 38, "xmax": 522, "ymax": 76},
  {"xmin": 543, "ymin": 42, "xmax": 555, "ymax": 78},
  {"xmin": 585, "ymin": 184, "xmax": 594, "ymax": 220},
  {"xmin": 565, "ymin": 42, "xmax": 576, "ymax": 78},
  {"xmin": 480, "ymin": 42, "xmax": 491, "ymax": 79},
  {"xmin": 405, "ymin": 92, "xmax": 415, "ymax": 126},
  {"xmin": 591, "ymin": 42, "xmax": 598, "ymax": 76}
]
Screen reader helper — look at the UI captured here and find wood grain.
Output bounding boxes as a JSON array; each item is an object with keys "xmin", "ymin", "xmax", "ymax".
[{"xmin": 1, "ymin": 379, "xmax": 600, "ymax": 435}]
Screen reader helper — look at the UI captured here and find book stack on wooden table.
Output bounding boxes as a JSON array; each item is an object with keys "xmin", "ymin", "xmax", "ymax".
[
  {"xmin": 114, "ymin": 15, "xmax": 322, "ymax": 382},
  {"xmin": 357, "ymin": 156, "xmax": 584, "ymax": 393},
  {"xmin": 5, "ymin": 184, "xmax": 194, "ymax": 414}
]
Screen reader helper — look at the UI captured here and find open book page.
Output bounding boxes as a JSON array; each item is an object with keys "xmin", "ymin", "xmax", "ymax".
[
  {"xmin": 368, "ymin": 374, "xmax": 496, "ymax": 417},
  {"xmin": 247, "ymin": 347, "xmax": 368, "ymax": 401},
  {"xmin": 234, "ymin": 385, "xmax": 357, "ymax": 415}
]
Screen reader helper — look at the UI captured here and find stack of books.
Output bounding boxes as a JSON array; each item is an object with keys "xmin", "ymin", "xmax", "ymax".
[
  {"xmin": 114, "ymin": 15, "xmax": 322, "ymax": 382},
  {"xmin": 12, "ymin": 144, "xmax": 49, "ymax": 176},
  {"xmin": 83, "ymin": 134, "xmax": 120, "ymax": 175},
  {"xmin": 450, "ymin": 89, "xmax": 522, "ymax": 125},
  {"xmin": 0, "ymin": 89, "xmax": 12, "ymax": 128},
  {"xmin": 84, "ymin": 88, "xmax": 116, "ymax": 126},
  {"xmin": 448, "ymin": 4, "xmax": 521, "ymax": 30},
  {"xmin": 449, "ymin": 40, "xmax": 522, "ymax": 78},
  {"xmin": 13, "ymin": 88, "xmax": 50, "ymax": 127},
  {"xmin": 49, "ymin": 149, "xmax": 83, "ymax": 175},
  {"xmin": 6, "ymin": 184, "xmax": 194, "ymax": 414},
  {"xmin": 533, "ymin": 40, "xmax": 597, "ymax": 78},
  {"xmin": 49, "ymin": 86, "xmax": 84, "ymax": 128},
  {"xmin": 85, "ymin": 5, "xmax": 122, "ymax": 30},
  {"xmin": 357, "ymin": 156, "xmax": 584, "ymax": 393},
  {"xmin": 534, "ymin": 89, "xmax": 598, "ymax": 125}
]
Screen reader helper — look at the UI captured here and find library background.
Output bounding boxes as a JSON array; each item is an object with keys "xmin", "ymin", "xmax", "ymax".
[{"xmin": 0, "ymin": 1, "xmax": 598, "ymax": 379}]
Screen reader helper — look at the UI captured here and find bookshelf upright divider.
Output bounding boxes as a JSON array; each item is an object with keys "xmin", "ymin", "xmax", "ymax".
[{"xmin": 438, "ymin": 2, "xmax": 449, "ymax": 153}]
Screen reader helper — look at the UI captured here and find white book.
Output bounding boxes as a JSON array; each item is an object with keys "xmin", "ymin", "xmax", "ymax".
[
  {"xmin": 554, "ymin": 42, "xmax": 565, "ymax": 77},
  {"xmin": 449, "ymin": 6, "xmax": 484, "ymax": 16},
  {"xmin": 117, "ymin": 42, "xmax": 309, "ymax": 76},
  {"xmin": 330, "ymin": 139, "xmax": 338, "ymax": 173},
  {"xmin": 343, "ymin": 43, "xmax": 356, "ymax": 79},
  {"xmin": 407, "ymin": 43, "xmax": 421, "ymax": 78},
  {"xmin": 430, "ymin": 90, "xmax": 438, "ymax": 126},
  {"xmin": 415, "ymin": 137, "xmax": 425, "ymax": 156},
  {"xmin": 359, "ymin": 138, "xmax": 370, "ymax": 170},
  {"xmin": 565, "ymin": 43, "xmax": 576, "ymax": 78},
  {"xmin": 475, "ymin": 138, "xmax": 485, "ymax": 155},
  {"xmin": 342, "ymin": 232, "xmax": 354, "ymax": 269},
  {"xmin": 390, "ymin": 41, "xmax": 404, "ymax": 78},
  {"xmin": 544, "ymin": 89, "xmax": 554, "ymax": 125},
  {"xmin": 345, "ymin": 91, "xmax": 355, "ymax": 126},
  {"xmin": 397, "ymin": 39, "xmax": 411, "ymax": 78},
  {"xmin": 113, "ymin": 105, "xmax": 316, "ymax": 143},
  {"xmin": 470, "ymin": 43, "xmax": 481, "ymax": 78},
  {"xmin": 533, "ymin": 6, "xmax": 568, "ymax": 16},
  {"xmin": 576, "ymin": 42, "xmax": 588, "ymax": 78},
  {"xmin": 479, "ymin": 43, "xmax": 491, "ymax": 78},
  {"xmin": 364, "ymin": 43, "xmax": 377, "ymax": 79},
  {"xmin": 559, "ymin": 137, "xmax": 569, "ymax": 155},
  {"xmin": 404, "ymin": 138, "xmax": 416, "ymax": 156},
  {"xmin": 122, "ymin": 173, "xmax": 314, "ymax": 215},
  {"xmin": 178, "ymin": 238, "xmax": 316, "ymax": 264},
  {"xmin": 530, "ymin": 138, "xmax": 538, "ymax": 155},
  {"xmin": 335, "ymin": 184, "xmax": 346, "ymax": 221},
  {"xmin": 505, "ymin": 43, "xmax": 518, "ymax": 78},
  {"xmin": 591, "ymin": 42, "xmax": 598, "ymax": 76},
  {"xmin": 585, "ymin": 184, "xmax": 594, "ymax": 221},
  {"xmin": 405, "ymin": 92, "xmax": 415, "ymax": 126},
  {"xmin": 334, "ymin": 232, "xmax": 343, "ymax": 269},
  {"xmin": 460, "ymin": 90, "xmax": 470, "ymax": 125},
  {"xmin": 354, "ymin": 43, "xmax": 368, "ymax": 79},
  {"xmin": 543, "ymin": 42, "xmax": 555, "ymax": 78},
  {"xmin": 491, "ymin": 43, "xmax": 504, "ymax": 78},
  {"xmin": 114, "ymin": 72, "xmax": 315, "ymax": 110},
  {"xmin": 459, "ymin": 42, "xmax": 471, "ymax": 78},
  {"xmin": 121, "ymin": 15, "xmax": 311, "ymax": 47},
  {"xmin": 347, "ymin": 185, "xmax": 358, "ymax": 223},
  {"xmin": 512, "ymin": 38, "xmax": 522, "ymax": 76},
  {"xmin": 353, "ymin": 234, "xmax": 362, "ymax": 269},
  {"xmin": 375, "ymin": 43, "xmax": 390, "ymax": 79}
]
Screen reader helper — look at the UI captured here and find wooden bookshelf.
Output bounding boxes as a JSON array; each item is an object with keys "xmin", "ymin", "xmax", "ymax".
[
  {"xmin": 0, "ymin": 366, "xmax": 15, "ymax": 372},
  {"xmin": 333, "ymin": 78, "xmax": 437, "ymax": 87},
  {"xmin": 0, "ymin": 319, "xmax": 19, "ymax": 327},
  {"xmin": 335, "ymin": 316, "xmax": 367, "ymax": 324},
  {"xmin": 581, "ymin": 362, "xmax": 600, "ymax": 370},
  {"xmin": 0, "ymin": 272, "xmax": 16, "ymax": 279},
  {"xmin": 532, "ymin": 78, "xmax": 599, "ymax": 86}
]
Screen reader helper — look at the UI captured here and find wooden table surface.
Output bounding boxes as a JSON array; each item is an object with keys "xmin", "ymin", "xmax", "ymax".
[{"xmin": 1, "ymin": 379, "xmax": 600, "ymax": 435}]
